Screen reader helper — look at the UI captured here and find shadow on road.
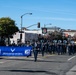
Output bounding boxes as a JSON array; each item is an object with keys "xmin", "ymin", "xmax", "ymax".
[
  {"xmin": 8, "ymin": 69, "xmax": 58, "ymax": 75},
  {"xmin": 0, "ymin": 69, "xmax": 58, "ymax": 75},
  {"xmin": 71, "ymin": 70, "xmax": 76, "ymax": 72}
]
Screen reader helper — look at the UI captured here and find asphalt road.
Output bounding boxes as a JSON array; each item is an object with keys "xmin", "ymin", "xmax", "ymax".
[{"xmin": 0, "ymin": 53, "xmax": 76, "ymax": 75}]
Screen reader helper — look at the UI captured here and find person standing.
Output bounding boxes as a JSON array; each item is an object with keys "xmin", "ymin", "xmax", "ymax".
[
  {"xmin": 41, "ymin": 42, "xmax": 45, "ymax": 56},
  {"xmin": 68, "ymin": 43, "xmax": 72, "ymax": 55},
  {"xmin": 33, "ymin": 41, "xmax": 39, "ymax": 62}
]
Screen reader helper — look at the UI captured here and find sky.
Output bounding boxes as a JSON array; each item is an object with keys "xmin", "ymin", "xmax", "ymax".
[{"xmin": 0, "ymin": 0, "xmax": 76, "ymax": 30}]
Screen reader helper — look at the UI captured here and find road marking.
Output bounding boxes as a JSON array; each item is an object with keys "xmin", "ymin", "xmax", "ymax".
[
  {"xmin": 0, "ymin": 62, "xmax": 4, "ymax": 63},
  {"xmin": 68, "ymin": 56, "xmax": 76, "ymax": 61}
]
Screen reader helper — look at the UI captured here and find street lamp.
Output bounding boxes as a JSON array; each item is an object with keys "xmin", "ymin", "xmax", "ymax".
[
  {"xmin": 20, "ymin": 13, "xmax": 32, "ymax": 42},
  {"xmin": 44, "ymin": 23, "xmax": 52, "ymax": 27}
]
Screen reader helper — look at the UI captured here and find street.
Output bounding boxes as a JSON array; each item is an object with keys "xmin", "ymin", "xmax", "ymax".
[{"xmin": 0, "ymin": 53, "xmax": 76, "ymax": 75}]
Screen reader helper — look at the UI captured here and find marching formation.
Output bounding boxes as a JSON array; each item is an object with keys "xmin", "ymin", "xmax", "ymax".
[
  {"xmin": 0, "ymin": 40, "xmax": 76, "ymax": 62},
  {"xmin": 27, "ymin": 40, "xmax": 76, "ymax": 62}
]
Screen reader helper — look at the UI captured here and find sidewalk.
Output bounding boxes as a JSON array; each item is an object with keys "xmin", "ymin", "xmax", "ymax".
[{"xmin": 66, "ymin": 65, "xmax": 76, "ymax": 75}]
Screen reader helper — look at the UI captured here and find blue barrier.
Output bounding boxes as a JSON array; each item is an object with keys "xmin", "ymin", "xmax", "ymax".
[{"xmin": 0, "ymin": 46, "xmax": 32, "ymax": 56}]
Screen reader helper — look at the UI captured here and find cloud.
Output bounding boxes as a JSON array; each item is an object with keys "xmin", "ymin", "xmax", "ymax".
[
  {"xmin": 1, "ymin": 5, "xmax": 76, "ymax": 16},
  {"xmin": 49, "ymin": 17, "xmax": 76, "ymax": 21},
  {"xmin": 27, "ymin": 17, "xmax": 76, "ymax": 21}
]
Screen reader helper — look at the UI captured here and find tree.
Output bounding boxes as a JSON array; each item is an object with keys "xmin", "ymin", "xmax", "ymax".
[
  {"xmin": 0, "ymin": 17, "xmax": 19, "ymax": 45},
  {"xmin": 49, "ymin": 31, "xmax": 63, "ymax": 40}
]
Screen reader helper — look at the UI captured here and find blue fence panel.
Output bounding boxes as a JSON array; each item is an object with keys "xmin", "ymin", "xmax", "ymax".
[{"xmin": 0, "ymin": 46, "xmax": 32, "ymax": 56}]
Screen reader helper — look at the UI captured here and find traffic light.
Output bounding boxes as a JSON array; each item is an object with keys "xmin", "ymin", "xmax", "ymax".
[
  {"xmin": 42, "ymin": 28, "xmax": 47, "ymax": 34},
  {"xmin": 38, "ymin": 22, "xmax": 40, "ymax": 28}
]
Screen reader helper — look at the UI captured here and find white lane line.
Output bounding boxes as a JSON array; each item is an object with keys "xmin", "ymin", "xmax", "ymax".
[
  {"xmin": 68, "ymin": 56, "xmax": 76, "ymax": 61},
  {"xmin": 0, "ymin": 62, "xmax": 4, "ymax": 63}
]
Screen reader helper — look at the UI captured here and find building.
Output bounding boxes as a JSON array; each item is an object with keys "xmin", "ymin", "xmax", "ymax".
[
  {"xmin": 63, "ymin": 30, "xmax": 76, "ymax": 37},
  {"xmin": 10, "ymin": 29, "xmax": 42, "ymax": 44},
  {"xmin": 41, "ymin": 26, "xmax": 61, "ymax": 34},
  {"xmin": 10, "ymin": 26, "xmax": 76, "ymax": 44}
]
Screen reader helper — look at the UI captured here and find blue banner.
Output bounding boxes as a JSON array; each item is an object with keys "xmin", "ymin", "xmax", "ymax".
[{"xmin": 0, "ymin": 46, "xmax": 32, "ymax": 56}]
